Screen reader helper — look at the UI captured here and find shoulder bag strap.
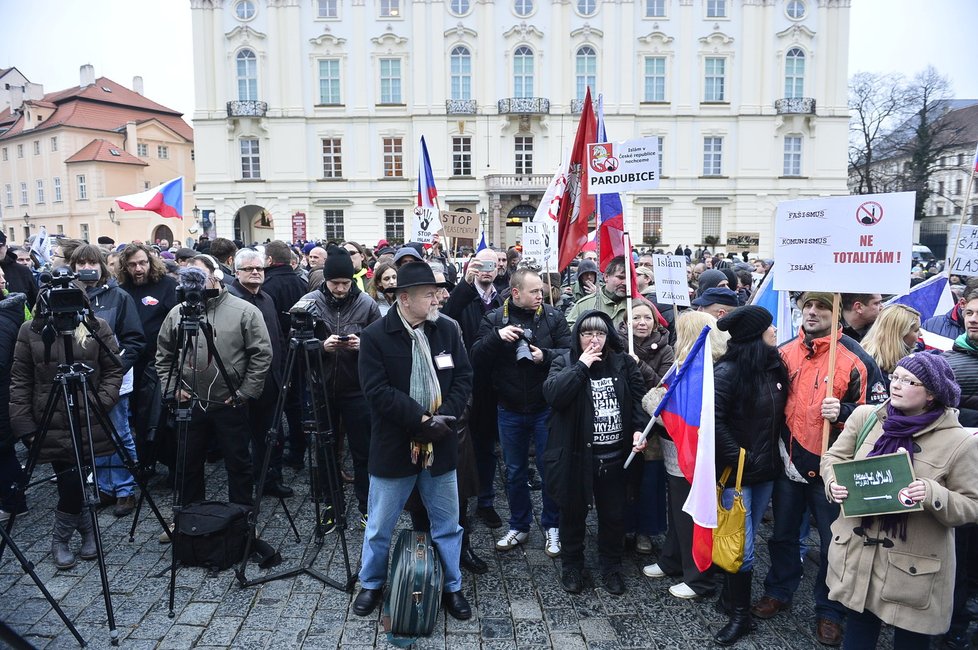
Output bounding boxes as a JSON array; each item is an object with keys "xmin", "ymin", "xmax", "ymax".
[
  {"xmin": 734, "ymin": 447, "xmax": 746, "ymax": 492},
  {"xmin": 853, "ymin": 409, "xmax": 880, "ymax": 452}
]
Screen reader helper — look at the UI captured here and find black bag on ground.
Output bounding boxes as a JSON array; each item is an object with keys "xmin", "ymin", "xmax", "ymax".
[
  {"xmin": 173, "ymin": 501, "xmax": 252, "ymax": 571},
  {"xmin": 382, "ymin": 529, "xmax": 444, "ymax": 647}
]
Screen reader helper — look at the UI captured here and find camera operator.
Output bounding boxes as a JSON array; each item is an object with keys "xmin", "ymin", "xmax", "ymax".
[
  {"xmin": 0, "ymin": 291, "xmax": 27, "ymax": 523},
  {"xmin": 9, "ymin": 276, "xmax": 123, "ymax": 569},
  {"xmin": 155, "ymin": 259, "xmax": 272, "ymax": 515},
  {"xmin": 69, "ymin": 244, "xmax": 146, "ymax": 517},
  {"xmin": 472, "ymin": 268, "xmax": 572, "ymax": 556},
  {"xmin": 296, "ymin": 245, "xmax": 380, "ymax": 528},
  {"xmin": 0, "ymin": 231, "xmax": 37, "ymax": 309}
]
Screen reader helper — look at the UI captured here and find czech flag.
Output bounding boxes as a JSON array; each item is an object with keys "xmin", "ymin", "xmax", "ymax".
[
  {"xmin": 653, "ymin": 326, "xmax": 717, "ymax": 571},
  {"xmin": 417, "ymin": 136, "xmax": 438, "ymax": 209},
  {"xmin": 595, "ymin": 95, "xmax": 626, "ymax": 274},
  {"xmin": 115, "ymin": 177, "xmax": 184, "ymax": 219},
  {"xmin": 886, "ymin": 272, "xmax": 955, "ymax": 322}
]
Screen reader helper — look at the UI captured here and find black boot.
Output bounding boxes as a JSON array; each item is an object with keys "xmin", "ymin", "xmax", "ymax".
[
  {"xmin": 714, "ymin": 569, "xmax": 755, "ymax": 646},
  {"xmin": 714, "ymin": 571, "xmax": 732, "ymax": 616}
]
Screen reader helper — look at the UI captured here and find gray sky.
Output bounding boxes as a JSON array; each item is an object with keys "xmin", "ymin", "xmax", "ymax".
[{"xmin": 1, "ymin": 0, "xmax": 975, "ymax": 121}]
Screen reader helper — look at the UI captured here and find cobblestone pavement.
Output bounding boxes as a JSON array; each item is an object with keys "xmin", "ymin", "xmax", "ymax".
[{"xmin": 0, "ymin": 456, "xmax": 895, "ymax": 649}]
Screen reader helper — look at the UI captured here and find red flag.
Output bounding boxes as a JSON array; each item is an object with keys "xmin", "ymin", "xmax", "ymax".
[{"xmin": 556, "ymin": 88, "xmax": 596, "ymax": 272}]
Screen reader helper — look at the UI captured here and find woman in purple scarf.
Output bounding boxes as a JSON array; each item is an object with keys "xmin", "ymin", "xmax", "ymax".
[{"xmin": 822, "ymin": 353, "xmax": 978, "ymax": 649}]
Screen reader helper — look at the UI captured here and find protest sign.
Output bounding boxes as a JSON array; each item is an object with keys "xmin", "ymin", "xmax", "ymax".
[
  {"xmin": 586, "ymin": 136, "xmax": 660, "ymax": 194},
  {"xmin": 522, "ymin": 221, "xmax": 558, "ymax": 272},
  {"xmin": 832, "ymin": 452, "xmax": 923, "ymax": 518},
  {"xmin": 439, "ymin": 210, "xmax": 480, "ymax": 240},
  {"xmin": 773, "ymin": 192, "xmax": 914, "ymax": 294},
  {"xmin": 410, "ymin": 206, "xmax": 442, "ymax": 244},
  {"xmin": 946, "ymin": 224, "xmax": 978, "ymax": 277},
  {"xmin": 291, "ymin": 212, "xmax": 306, "ymax": 242},
  {"xmin": 651, "ymin": 255, "xmax": 691, "ymax": 307},
  {"xmin": 726, "ymin": 231, "xmax": 760, "ymax": 253}
]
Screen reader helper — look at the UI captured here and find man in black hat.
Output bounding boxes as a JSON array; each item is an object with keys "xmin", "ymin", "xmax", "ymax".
[
  {"xmin": 353, "ymin": 262, "xmax": 473, "ymax": 621},
  {"xmin": 0, "ymin": 231, "xmax": 36, "ymax": 308},
  {"xmin": 691, "ymin": 287, "xmax": 739, "ymax": 319},
  {"xmin": 298, "ymin": 246, "xmax": 380, "ymax": 529}
]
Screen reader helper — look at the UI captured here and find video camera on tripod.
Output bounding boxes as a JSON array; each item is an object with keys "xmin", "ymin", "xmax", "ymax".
[
  {"xmin": 175, "ymin": 267, "xmax": 218, "ymax": 320},
  {"xmin": 36, "ymin": 267, "xmax": 96, "ymax": 334}
]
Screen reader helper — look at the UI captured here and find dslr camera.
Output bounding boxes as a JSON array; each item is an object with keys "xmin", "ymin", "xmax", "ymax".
[{"xmin": 514, "ymin": 327, "xmax": 535, "ymax": 364}]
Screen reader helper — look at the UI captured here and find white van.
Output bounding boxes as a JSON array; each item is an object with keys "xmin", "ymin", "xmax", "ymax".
[{"xmin": 912, "ymin": 244, "xmax": 935, "ymax": 265}]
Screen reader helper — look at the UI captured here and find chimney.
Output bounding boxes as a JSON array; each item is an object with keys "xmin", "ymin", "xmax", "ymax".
[
  {"xmin": 80, "ymin": 64, "xmax": 95, "ymax": 88},
  {"xmin": 25, "ymin": 82, "xmax": 43, "ymax": 101},
  {"xmin": 132, "ymin": 76, "xmax": 144, "ymax": 96},
  {"xmin": 125, "ymin": 121, "xmax": 138, "ymax": 155},
  {"xmin": 9, "ymin": 86, "xmax": 23, "ymax": 112}
]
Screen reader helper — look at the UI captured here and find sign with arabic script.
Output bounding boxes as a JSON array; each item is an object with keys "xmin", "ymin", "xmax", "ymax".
[{"xmin": 832, "ymin": 452, "xmax": 923, "ymax": 518}]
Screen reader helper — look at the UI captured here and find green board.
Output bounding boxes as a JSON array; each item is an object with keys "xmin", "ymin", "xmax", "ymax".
[{"xmin": 832, "ymin": 452, "xmax": 924, "ymax": 518}]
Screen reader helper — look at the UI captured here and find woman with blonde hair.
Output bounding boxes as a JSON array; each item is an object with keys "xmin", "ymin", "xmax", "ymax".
[
  {"xmin": 642, "ymin": 310, "xmax": 729, "ymax": 599},
  {"xmin": 861, "ymin": 304, "xmax": 921, "ymax": 377}
]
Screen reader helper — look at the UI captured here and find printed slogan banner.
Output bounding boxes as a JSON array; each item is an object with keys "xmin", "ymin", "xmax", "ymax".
[
  {"xmin": 651, "ymin": 254, "xmax": 692, "ymax": 307},
  {"xmin": 411, "ymin": 206, "xmax": 442, "ymax": 244},
  {"xmin": 946, "ymin": 224, "xmax": 978, "ymax": 277},
  {"xmin": 773, "ymin": 192, "xmax": 914, "ymax": 294},
  {"xmin": 522, "ymin": 221, "xmax": 558, "ymax": 272},
  {"xmin": 585, "ymin": 136, "xmax": 660, "ymax": 194}
]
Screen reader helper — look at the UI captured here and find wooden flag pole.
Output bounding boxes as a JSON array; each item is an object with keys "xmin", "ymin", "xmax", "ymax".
[
  {"xmin": 948, "ymin": 159, "xmax": 977, "ymax": 273},
  {"xmin": 820, "ymin": 292, "xmax": 841, "ymax": 455},
  {"xmin": 624, "ymin": 230, "xmax": 635, "ymax": 358}
]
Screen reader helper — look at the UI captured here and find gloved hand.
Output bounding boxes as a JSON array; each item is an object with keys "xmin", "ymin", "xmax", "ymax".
[{"xmin": 414, "ymin": 414, "xmax": 457, "ymax": 444}]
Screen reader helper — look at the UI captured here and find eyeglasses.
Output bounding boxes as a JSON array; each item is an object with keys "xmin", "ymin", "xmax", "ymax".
[
  {"xmin": 237, "ymin": 266, "xmax": 264, "ymax": 274},
  {"xmin": 345, "ymin": 248, "xmax": 360, "ymax": 256},
  {"xmin": 126, "ymin": 260, "xmax": 149, "ymax": 268},
  {"xmin": 580, "ymin": 331, "xmax": 607, "ymax": 339},
  {"xmin": 888, "ymin": 374, "xmax": 924, "ymax": 387},
  {"xmin": 637, "ymin": 262, "xmax": 654, "ymax": 268}
]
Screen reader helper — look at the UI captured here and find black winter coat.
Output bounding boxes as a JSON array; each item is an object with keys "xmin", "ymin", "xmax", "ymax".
[
  {"xmin": 86, "ymin": 281, "xmax": 146, "ymax": 373},
  {"xmin": 302, "ymin": 284, "xmax": 380, "ymax": 395},
  {"xmin": 442, "ymin": 279, "xmax": 502, "ymax": 352},
  {"xmin": 261, "ymin": 263, "xmax": 309, "ymax": 339},
  {"xmin": 358, "ymin": 305, "xmax": 472, "ymax": 478},
  {"xmin": 121, "ymin": 275, "xmax": 178, "ymax": 367},
  {"xmin": 228, "ymin": 280, "xmax": 285, "ymax": 389},
  {"xmin": 713, "ymin": 357, "xmax": 788, "ymax": 486},
  {"xmin": 542, "ymin": 311, "xmax": 649, "ymax": 512},
  {"xmin": 945, "ymin": 342, "xmax": 978, "ymax": 428},
  {"xmin": 1, "ymin": 249, "xmax": 37, "ymax": 309},
  {"xmin": 0, "ymin": 293, "xmax": 26, "ymax": 451}
]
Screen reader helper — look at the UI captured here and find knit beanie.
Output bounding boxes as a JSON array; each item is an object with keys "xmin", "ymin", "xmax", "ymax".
[
  {"xmin": 697, "ymin": 269, "xmax": 727, "ymax": 296},
  {"xmin": 323, "ymin": 245, "xmax": 355, "ymax": 280},
  {"xmin": 799, "ymin": 291, "xmax": 835, "ymax": 310},
  {"xmin": 896, "ymin": 352, "xmax": 961, "ymax": 408},
  {"xmin": 302, "ymin": 242, "xmax": 316, "ymax": 255},
  {"xmin": 716, "ymin": 305, "xmax": 773, "ymax": 342}
]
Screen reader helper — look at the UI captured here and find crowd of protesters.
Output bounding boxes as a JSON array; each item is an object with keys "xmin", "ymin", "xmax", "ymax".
[{"xmin": 2, "ymin": 227, "xmax": 978, "ymax": 648}]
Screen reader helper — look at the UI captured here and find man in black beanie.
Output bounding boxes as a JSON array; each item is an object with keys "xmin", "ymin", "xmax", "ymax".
[{"xmin": 296, "ymin": 246, "xmax": 381, "ymax": 529}]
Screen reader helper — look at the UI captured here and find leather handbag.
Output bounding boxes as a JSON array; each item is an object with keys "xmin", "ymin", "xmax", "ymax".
[{"xmin": 713, "ymin": 448, "xmax": 747, "ymax": 573}]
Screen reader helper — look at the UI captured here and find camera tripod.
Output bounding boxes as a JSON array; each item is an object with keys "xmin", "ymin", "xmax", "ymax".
[{"xmin": 234, "ymin": 324, "xmax": 355, "ymax": 593}]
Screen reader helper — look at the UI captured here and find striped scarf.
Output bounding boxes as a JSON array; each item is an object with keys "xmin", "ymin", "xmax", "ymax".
[{"xmin": 397, "ymin": 306, "xmax": 442, "ymax": 467}]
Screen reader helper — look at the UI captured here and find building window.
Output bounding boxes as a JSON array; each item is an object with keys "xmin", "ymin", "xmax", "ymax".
[
  {"xmin": 317, "ymin": 0, "xmax": 338, "ymax": 18},
  {"xmin": 955, "ymin": 205, "xmax": 963, "ymax": 216},
  {"xmin": 938, "ymin": 180, "xmax": 945, "ymax": 195},
  {"xmin": 452, "ymin": 136, "xmax": 472, "ymax": 176},
  {"xmin": 3, "ymin": 184, "xmax": 11, "ymax": 206},
  {"xmin": 703, "ymin": 136, "xmax": 723, "ymax": 175},
  {"xmin": 450, "ymin": 46, "xmax": 472, "ymax": 101},
  {"xmin": 643, "ymin": 207, "xmax": 663, "ymax": 242},
  {"xmin": 575, "ymin": 46, "xmax": 596, "ymax": 101},
  {"xmin": 514, "ymin": 46, "xmax": 534, "ymax": 98},
  {"xmin": 1, "ymin": 147, "xmax": 6, "ymax": 161},
  {"xmin": 706, "ymin": 0, "xmax": 726, "ymax": 17},
  {"xmin": 956, "ymin": 179, "xmax": 964, "ymax": 195},
  {"xmin": 19, "ymin": 183, "xmax": 28, "ymax": 205},
  {"xmin": 17, "ymin": 144, "xmax": 23, "ymax": 158},
  {"xmin": 241, "ymin": 139, "xmax": 261, "ymax": 179},
  {"xmin": 939, "ymin": 156, "xmax": 946, "ymax": 167},
  {"xmin": 383, "ymin": 137, "xmax": 403, "ymax": 177},
  {"xmin": 704, "ymin": 58, "xmax": 725, "ymax": 102},
  {"xmin": 450, "ymin": 0, "xmax": 470, "ymax": 15},
  {"xmin": 50, "ymin": 136, "xmax": 57, "ymax": 152},
  {"xmin": 323, "ymin": 210, "xmax": 345, "ymax": 240},
  {"xmin": 784, "ymin": 48, "xmax": 805, "ymax": 99},
  {"xmin": 786, "ymin": 0, "xmax": 806, "ymax": 19},
  {"xmin": 380, "ymin": 0, "xmax": 400, "ymax": 17},
  {"xmin": 136, "ymin": 143, "xmax": 148, "ymax": 157},
  {"xmin": 235, "ymin": 0, "xmax": 256, "ymax": 20},
  {"xmin": 514, "ymin": 0, "xmax": 534, "ymax": 16},
  {"xmin": 76, "ymin": 175, "xmax": 87, "ymax": 200},
  {"xmin": 379, "ymin": 58, "xmax": 402, "ymax": 104},
  {"xmin": 33, "ymin": 140, "xmax": 40, "ymax": 155},
  {"xmin": 53, "ymin": 177, "xmax": 62, "ymax": 202},
  {"xmin": 385, "ymin": 209, "xmax": 405, "ymax": 242},
  {"xmin": 79, "ymin": 224, "xmax": 89, "ymax": 242},
  {"xmin": 644, "ymin": 56, "xmax": 666, "ymax": 102},
  {"xmin": 937, "ymin": 205, "xmax": 945, "ymax": 216},
  {"xmin": 36, "ymin": 180, "xmax": 44, "ymax": 203},
  {"xmin": 645, "ymin": 0, "xmax": 665, "ymax": 17},
  {"xmin": 577, "ymin": 0, "xmax": 596, "ymax": 16},
  {"xmin": 158, "ymin": 145, "xmax": 169, "ymax": 160},
  {"xmin": 656, "ymin": 136, "xmax": 664, "ymax": 177},
  {"xmin": 318, "ymin": 59, "xmax": 341, "ymax": 104},
  {"xmin": 236, "ymin": 49, "xmax": 258, "ymax": 101},
  {"xmin": 322, "ymin": 138, "xmax": 343, "ymax": 178},
  {"xmin": 702, "ymin": 207, "xmax": 722, "ymax": 240},
  {"xmin": 515, "ymin": 136, "xmax": 533, "ymax": 175},
  {"xmin": 957, "ymin": 153, "xmax": 965, "ymax": 167},
  {"xmin": 783, "ymin": 136, "xmax": 802, "ymax": 176}
]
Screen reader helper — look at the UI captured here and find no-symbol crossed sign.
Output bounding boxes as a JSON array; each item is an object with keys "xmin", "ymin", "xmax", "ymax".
[{"xmin": 856, "ymin": 201, "xmax": 883, "ymax": 226}]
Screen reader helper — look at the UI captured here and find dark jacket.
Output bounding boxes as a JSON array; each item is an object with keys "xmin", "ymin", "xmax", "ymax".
[
  {"xmin": 261, "ymin": 263, "xmax": 309, "ymax": 339},
  {"xmin": 714, "ymin": 356, "xmax": 788, "ymax": 486},
  {"xmin": 358, "ymin": 305, "xmax": 473, "ymax": 478},
  {"xmin": 1, "ymin": 248, "xmax": 37, "ymax": 309},
  {"xmin": 442, "ymin": 279, "xmax": 502, "ymax": 351},
  {"xmin": 300, "ymin": 284, "xmax": 380, "ymax": 395},
  {"xmin": 923, "ymin": 306, "xmax": 965, "ymax": 341},
  {"xmin": 0, "ymin": 293, "xmax": 26, "ymax": 451},
  {"xmin": 227, "ymin": 280, "xmax": 285, "ymax": 388},
  {"xmin": 541, "ymin": 310, "xmax": 649, "ymax": 511},
  {"xmin": 10, "ymin": 315, "xmax": 123, "ymax": 463},
  {"xmin": 86, "ymin": 280, "xmax": 146, "ymax": 374},
  {"xmin": 945, "ymin": 339, "xmax": 978, "ymax": 428},
  {"xmin": 121, "ymin": 275, "xmax": 178, "ymax": 367},
  {"xmin": 620, "ymin": 320, "xmax": 675, "ymax": 389},
  {"xmin": 472, "ymin": 300, "xmax": 572, "ymax": 413}
]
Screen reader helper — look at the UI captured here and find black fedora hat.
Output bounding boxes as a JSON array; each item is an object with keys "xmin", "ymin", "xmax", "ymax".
[{"xmin": 384, "ymin": 261, "xmax": 450, "ymax": 293}]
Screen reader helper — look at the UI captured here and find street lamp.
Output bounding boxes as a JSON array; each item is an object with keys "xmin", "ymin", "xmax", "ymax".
[
  {"xmin": 22, "ymin": 212, "xmax": 30, "ymax": 229},
  {"xmin": 193, "ymin": 205, "xmax": 200, "ymax": 222},
  {"xmin": 108, "ymin": 207, "xmax": 117, "ymax": 224}
]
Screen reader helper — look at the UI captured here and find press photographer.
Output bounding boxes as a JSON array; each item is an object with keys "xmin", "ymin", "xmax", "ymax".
[{"xmin": 155, "ymin": 259, "xmax": 272, "ymax": 516}]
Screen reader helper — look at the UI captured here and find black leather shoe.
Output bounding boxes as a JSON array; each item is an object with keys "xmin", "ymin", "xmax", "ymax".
[
  {"xmin": 460, "ymin": 545, "xmax": 489, "ymax": 575},
  {"xmin": 442, "ymin": 590, "xmax": 472, "ymax": 620},
  {"xmin": 352, "ymin": 588, "xmax": 383, "ymax": 616},
  {"xmin": 603, "ymin": 571, "xmax": 626, "ymax": 595},
  {"xmin": 262, "ymin": 482, "xmax": 294, "ymax": 498},
  {"xmin": 476, "ymin": 506, "xmax": 502, "ymax": 529},
  {"xmin": 562, "ymin": 567, "xmax": 583, "ymax": 594}
]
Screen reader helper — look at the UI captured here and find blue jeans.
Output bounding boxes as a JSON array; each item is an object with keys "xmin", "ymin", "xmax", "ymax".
[
  {"xmin": 842, "ymin": 606, "xmax": 930, "ymax": 650},
  {"xmin": 497, "ymin": 407, "xmax": 558, "ymax": 531},
  {"xmin": 762, "ymin": 474, "xmax": 846, "ymax": 622},
  {"xmin": 95, "ymin": 396, "xmax": 137, "ymax": 497},
  {"xmin": 719, "ymin": 481, "xmax": 772, "ymax": 572},
  {"xmin": 359, "ymin": 470, "xmax": 463, "ymax": 592}
]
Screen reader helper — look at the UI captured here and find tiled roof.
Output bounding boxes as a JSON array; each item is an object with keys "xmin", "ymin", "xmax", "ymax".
[{"xmin": 64, "ymin": 138, "xmax": 148, "ymax": 166}]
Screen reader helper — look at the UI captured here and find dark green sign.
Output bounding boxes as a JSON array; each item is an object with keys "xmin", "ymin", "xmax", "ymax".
[{"xmin": 832, "ymin": 452, "xmax": 924, "ymax": 518}]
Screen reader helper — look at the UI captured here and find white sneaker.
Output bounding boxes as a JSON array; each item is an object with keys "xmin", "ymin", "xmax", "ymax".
[
  {"xmin": 543, "ymin": 527, "xmax": 561, "ymax": 557},
  {"xmin": 642, "ymin": 563, "xmax": 667, "ymax": 578},
  {"xmin": 495, "ymin": 529, "xmax": 528, "ymax": 551},
  {"xmin": 669, "ymin": 582, "xmax": 698, "ymax": 599}
]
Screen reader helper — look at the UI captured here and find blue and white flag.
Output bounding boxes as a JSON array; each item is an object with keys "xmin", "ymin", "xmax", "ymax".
[
  {"xmin": 885, "ymin": 273, "xmax": 955, "ymax": 322},
  {"xmin": 751, "ymin": 268, "xmax": 795, "ymax": 345},
  {"xmin": 30, "ymin": 226, "xmax": 52, "ymax": 266}
]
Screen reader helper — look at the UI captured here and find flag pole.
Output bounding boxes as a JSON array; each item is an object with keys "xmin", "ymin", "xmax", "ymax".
[
  {"xmin": 624, "ymin": 230, "xmax": 635, "ymax": 358},
  {"xmin": 820, "ymin": 292, "xmax": 841, "ymax": 455},
  {"xmin": 948, "ymin": 152, "xmax": 977, "ymax": 273}
]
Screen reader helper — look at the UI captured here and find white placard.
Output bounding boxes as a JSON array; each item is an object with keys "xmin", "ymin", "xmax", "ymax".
[
  {"xmin": 586, "ymin": 136, "xmax": 660, "ymax": 194},
  {"xmin": 947, "ymin": 224, "xmax": 978, "ymax": 277},
  {"xmin": 773, "ymin": 192, "xmax": 915, "ymax": 294},
  {"xmin": 411, "ymin": 207, "xmax": 442, "ymax": 244},
  {"xmin": 651, "ymin": 255, "xmax": 691, "ymax": 307},
  {"xmin": 522, "ymin": 221, "xmax": 558, "ymax": 273}
]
